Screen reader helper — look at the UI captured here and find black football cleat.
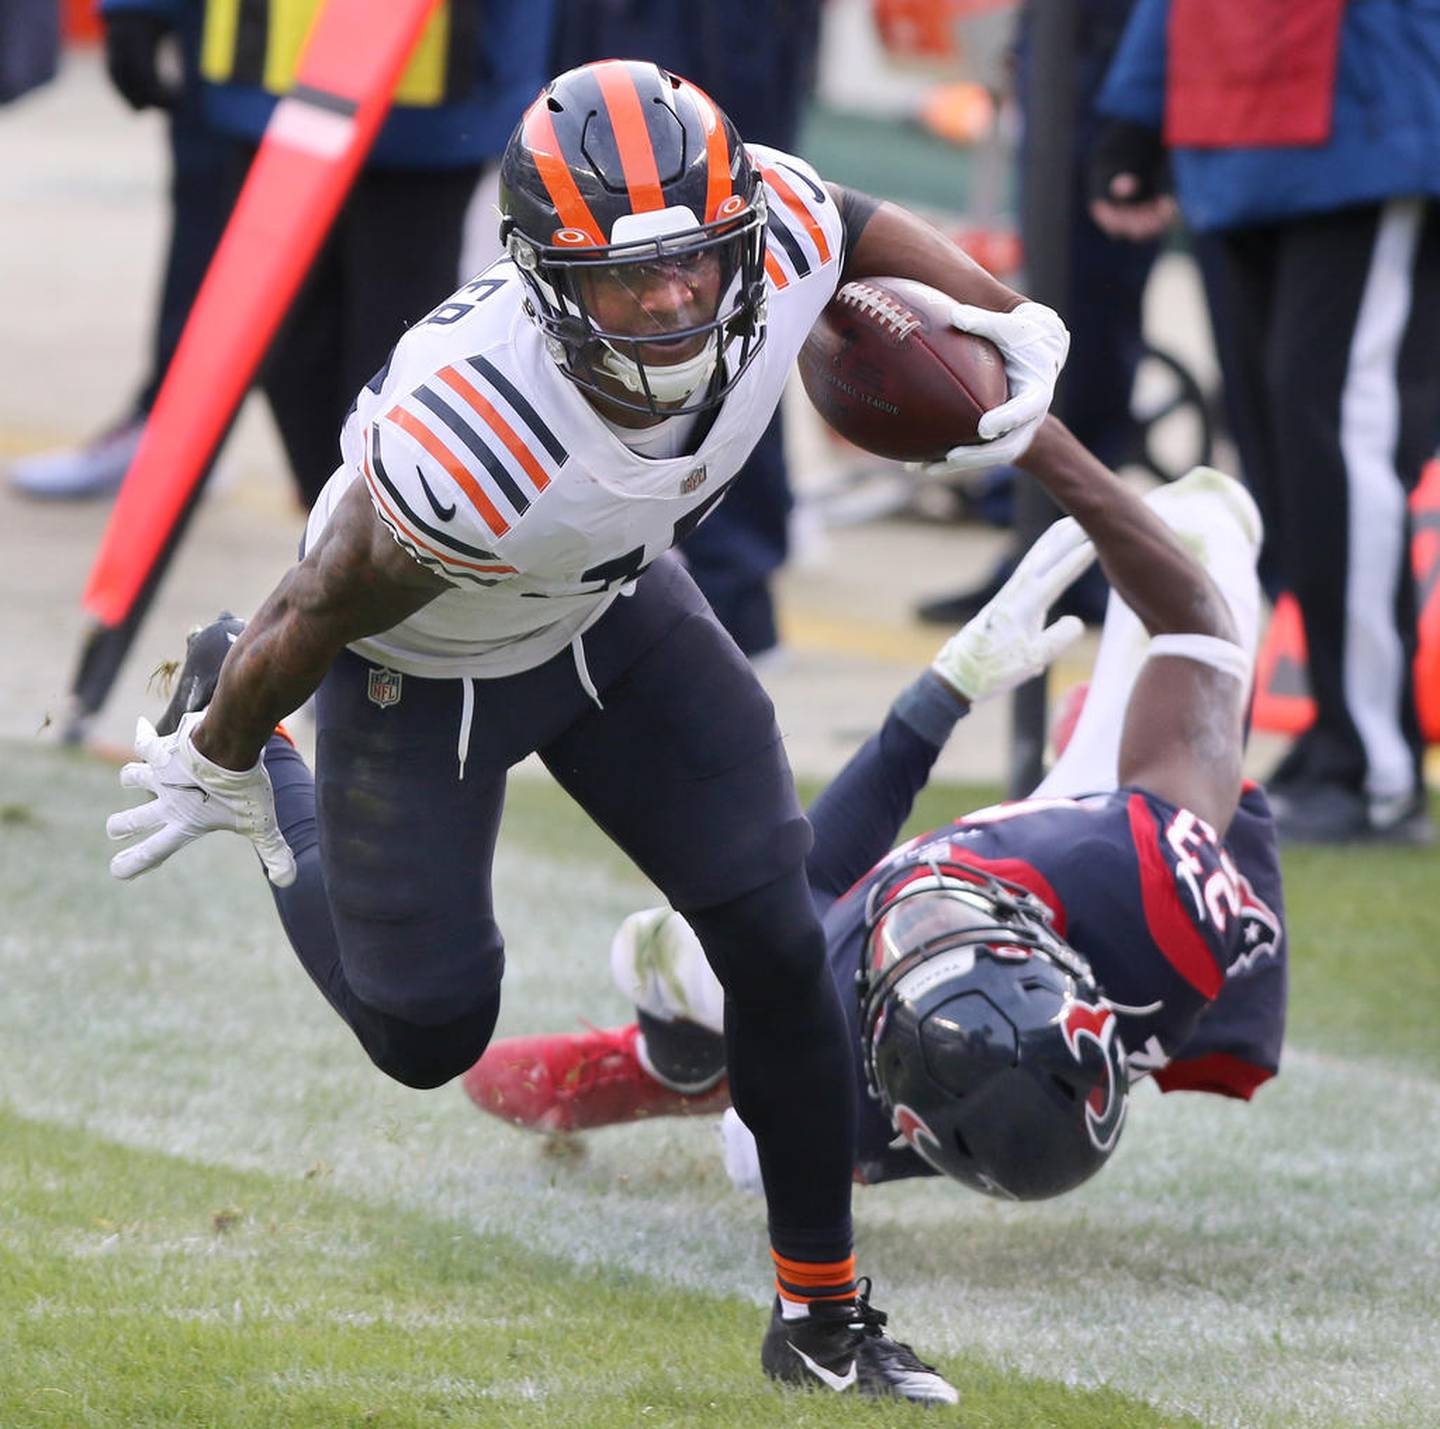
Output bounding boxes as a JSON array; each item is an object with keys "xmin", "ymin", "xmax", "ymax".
[
  {"xmin": 761, "ymin": 1278, "xmax": 958, "ymax": 1405},
  {"xmin": 155, "ymin": 612, "xmax": 246, "ymax": 736},
  {"xmin": 1271, "ymin": 781, "xmax": 1435, "ymax": 847}
]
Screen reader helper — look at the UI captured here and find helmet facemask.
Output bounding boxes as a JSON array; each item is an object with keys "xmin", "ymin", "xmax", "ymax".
[
  {"xmin": 499, "ymin": 61, "xmax": 770, "ymax": 419},
  {"xmin": 506, "ymin": 198, "xmax": 768, "ymax": 417},
  {"xmin": 857, "ymin": 858, "xmax": 1129, "ymax": 1200},
  {"xmin": 858, "ymin": 859, "xmax": 1089, "ymax": 1015}
]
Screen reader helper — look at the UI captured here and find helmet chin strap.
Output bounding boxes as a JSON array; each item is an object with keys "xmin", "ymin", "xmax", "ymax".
[{"xmin": 599, "ymin": 333, "xmax": 720, "ymax": 404}]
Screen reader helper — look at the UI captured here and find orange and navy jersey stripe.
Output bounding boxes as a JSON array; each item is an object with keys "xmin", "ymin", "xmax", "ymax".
[
  {"xmin": 364, "ymin": 432, "xmax": 516, "ymax": 588},
  {"xmin": 368, "ymin": 352, "xmax": 568, "ymax": 578},
  {"xmin": 755, "ymin": 153, "xmax": 839, "ymax": 291}
]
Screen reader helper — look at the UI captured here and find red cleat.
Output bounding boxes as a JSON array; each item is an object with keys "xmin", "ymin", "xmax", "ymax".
[{"xmin": 462, "ymin": 1023, "xmax": 731, "ymax": 1134}]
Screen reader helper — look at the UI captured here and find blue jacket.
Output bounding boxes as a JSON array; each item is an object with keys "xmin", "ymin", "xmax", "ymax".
[
  {"xmin": 1097, "ymin": 0, "xmax": 1440, "ymax": 232},
  {"xmin": 100, "ymin": 0, "xmax": 552, "ymax": 168}
]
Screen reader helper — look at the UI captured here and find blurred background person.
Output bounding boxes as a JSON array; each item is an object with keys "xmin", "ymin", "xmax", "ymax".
[
  {"xmin": 0, "ymin": 0, "xmax": 61, "ymax": 105},
  {"xmin": 195, "ymin": 0, "xmax": 551, "ymax": 508},
  {"xmin": 914, "ymin": 0, "xmax": 1160, "ymax": 630},
  {"xmin": 11, "ymin": 0, "xmax": 554, "ymax": 511},
  {"xmin": 9, "ymin": 0, "xmax": 231, "ymax": 499},
  {"xmin": 551, "ymin": 0, "xmax": 824, "ymax": 662},
  {"xmin": 1091, "ymin": 0, "xmax": 1440, "ymax": 845}
]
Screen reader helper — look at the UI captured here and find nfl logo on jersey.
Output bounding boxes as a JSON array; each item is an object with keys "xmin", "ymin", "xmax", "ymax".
[{"xmin": 367, "ymin": 666, "xmax": 403, "ymax": 709}]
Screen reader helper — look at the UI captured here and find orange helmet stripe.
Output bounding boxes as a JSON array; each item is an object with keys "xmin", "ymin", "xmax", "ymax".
[
  {"xmin": 677, "ymin": 78, "xmax": 733, "ymax": 221},
  {"xmin": 762, "ymin": 164, "xmax": 832, "ymax": 265},
  {"xmin": 763, "ymin": 249, "xmax": 789, "ymax": 289},
  {"xmin": 592, "ymin": 60, "xmax": 664, "ymax": 214},
  {"xmin": 521, "ymin": 98, "xmax": 605, "ymax": 244}
]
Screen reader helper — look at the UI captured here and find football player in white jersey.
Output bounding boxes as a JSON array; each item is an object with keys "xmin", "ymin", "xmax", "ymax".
[{"xmin": 106, "ymin": 59, "xmax": 1070, "ymax": 1405}]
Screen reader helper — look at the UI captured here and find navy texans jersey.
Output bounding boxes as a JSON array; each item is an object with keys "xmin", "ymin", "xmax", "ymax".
[{"xmin": 822, "ymin": 783, "xmax": 1288, "ymax": 1182}]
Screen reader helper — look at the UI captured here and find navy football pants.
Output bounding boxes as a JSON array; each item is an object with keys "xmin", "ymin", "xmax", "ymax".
[{"xmin": 263, "ymin": 557, "xmax": 856, "ymax": 1259}]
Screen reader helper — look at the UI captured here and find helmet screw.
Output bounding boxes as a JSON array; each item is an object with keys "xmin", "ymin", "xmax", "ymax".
[{"xmin": 509, "ymin": 235, "xmax": 539, "ymax": 271}]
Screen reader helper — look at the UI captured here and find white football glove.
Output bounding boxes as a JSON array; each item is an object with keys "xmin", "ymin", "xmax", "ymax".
[
  {"xmin": 928, "ymin": 299, "xmax": 1071, "ymax": 472},
  {"xmin": 107, "ymin": 711, "xmax": 296, "ymax": 885},
  {"xmin": 931, "ymin": 516, "xmax": 1096, "ymax": 703}
]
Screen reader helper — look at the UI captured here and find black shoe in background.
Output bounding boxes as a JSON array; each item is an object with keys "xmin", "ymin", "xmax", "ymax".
[
  {"xmin": 1272, "ymin": 781, "xmax": 1434, "ymax": 846},
  {"xmin": 914, "ymin": 558, "xmax": 1014, "ymax": 626},
  {"xmin": 155, "ymin": 613, "xmax": 246, "ymax": 736}
]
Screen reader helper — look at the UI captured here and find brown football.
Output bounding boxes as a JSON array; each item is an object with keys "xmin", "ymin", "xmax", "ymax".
[{"xmin": 798, "ymin": 276, "xmax": 1009, "ymax": 462}]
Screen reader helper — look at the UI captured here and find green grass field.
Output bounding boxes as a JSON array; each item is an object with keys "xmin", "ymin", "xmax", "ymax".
[{"xmin": 3, "ymin": 742, "xmax": 1438, "ymax": 1427}]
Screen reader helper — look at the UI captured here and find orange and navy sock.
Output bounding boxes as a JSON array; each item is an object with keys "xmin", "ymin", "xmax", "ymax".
[{"xmin": 772, "ymin": 1251, "xmax": 857, "ymax": 1320}]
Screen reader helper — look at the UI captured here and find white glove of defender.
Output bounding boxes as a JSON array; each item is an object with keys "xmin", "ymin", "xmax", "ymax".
[
  {"xmin": 931, "ymin": 516, "xmax": 1097, "ymax": 703},
  {"xmin": 107, "ymin": 711, "xmax": 296, "ymax": 885},
  {"xmin": 928, "ymin": 299, "xmax": 1071, "ymax": 473}
]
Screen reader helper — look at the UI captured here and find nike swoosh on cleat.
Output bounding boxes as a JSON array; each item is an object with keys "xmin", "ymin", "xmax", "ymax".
[
  {"xmin": 416, "ymin": 466, "xmax": 457, "ymax": 521},
  {"xmin": 790, "ymin": 1346, "xmax": 857, "ymax": 1392}
]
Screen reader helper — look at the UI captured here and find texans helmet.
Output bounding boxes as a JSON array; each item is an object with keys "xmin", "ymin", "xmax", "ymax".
[
  {"xmin": 499, "ymin": 60, "xmax": 768, "ymax": 415},
  {"xmin": 858, "ymin": 857, "xmax": 1129, "ymax": 1201}
]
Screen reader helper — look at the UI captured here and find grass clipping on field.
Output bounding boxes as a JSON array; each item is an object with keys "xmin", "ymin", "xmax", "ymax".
[{"xmin": 2, "ymin": 744, "xmax": 1439, "ymax": 1429}]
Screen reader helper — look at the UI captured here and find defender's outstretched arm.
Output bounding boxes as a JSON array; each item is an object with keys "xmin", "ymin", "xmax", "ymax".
[{"xmin": 1017, "ymin": 417, "xmax": 1255, "ymax": 833}]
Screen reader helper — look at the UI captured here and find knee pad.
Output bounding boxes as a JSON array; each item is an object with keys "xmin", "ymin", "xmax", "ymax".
[
  {"xmin": 355, "ymin": 990, "xmax": 502, "ymax": 1091},
  {"xmin": 341, "ymin": 917, "xmax": 506, "ymax": 1030}
]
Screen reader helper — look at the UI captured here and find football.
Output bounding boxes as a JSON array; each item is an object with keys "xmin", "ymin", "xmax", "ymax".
[{"xmin": 798, "ymin": 276, "xmax": 1009, "ymax": 462}]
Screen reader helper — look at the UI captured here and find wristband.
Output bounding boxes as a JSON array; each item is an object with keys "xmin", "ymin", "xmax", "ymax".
[
  {"xmin": 895, "ymin": 671, "xmax": 970, "ymax": 749},
  {"xmin": 1147, "ymin": 633, "xmax": 1251, "ymax": 684}
]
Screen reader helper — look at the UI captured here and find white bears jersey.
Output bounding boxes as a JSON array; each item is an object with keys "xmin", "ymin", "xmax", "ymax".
[{"xmin": 304, "ymin": 144, "xmax": 845, "ymax": 679}]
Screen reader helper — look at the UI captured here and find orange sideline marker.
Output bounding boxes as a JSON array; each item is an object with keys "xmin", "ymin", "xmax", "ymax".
[{"xmin": 82, "ymin": 0, "xmax": 441, "ymax": 627}]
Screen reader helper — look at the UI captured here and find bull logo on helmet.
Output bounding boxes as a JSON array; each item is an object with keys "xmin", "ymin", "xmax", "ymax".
[{"xmin": 1059, "ymin": 1001, "xmax": 1128, "ymax": 1152}]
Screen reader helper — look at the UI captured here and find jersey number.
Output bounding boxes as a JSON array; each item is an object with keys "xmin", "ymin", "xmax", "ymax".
[
  {"xmin": 1166, "ymin": 809, "xmax": 1242, "ymax": 931},
  {"xmin": 423, "ymin": 277, "xmax": 508, "ymax": 328},
  {"xmin": 582, "ymin": 545, "xmax": 648, "ymax": 590},
  {"xmin": 581, "ymin": 487, "xmax": 729, "ymax": 591}
]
